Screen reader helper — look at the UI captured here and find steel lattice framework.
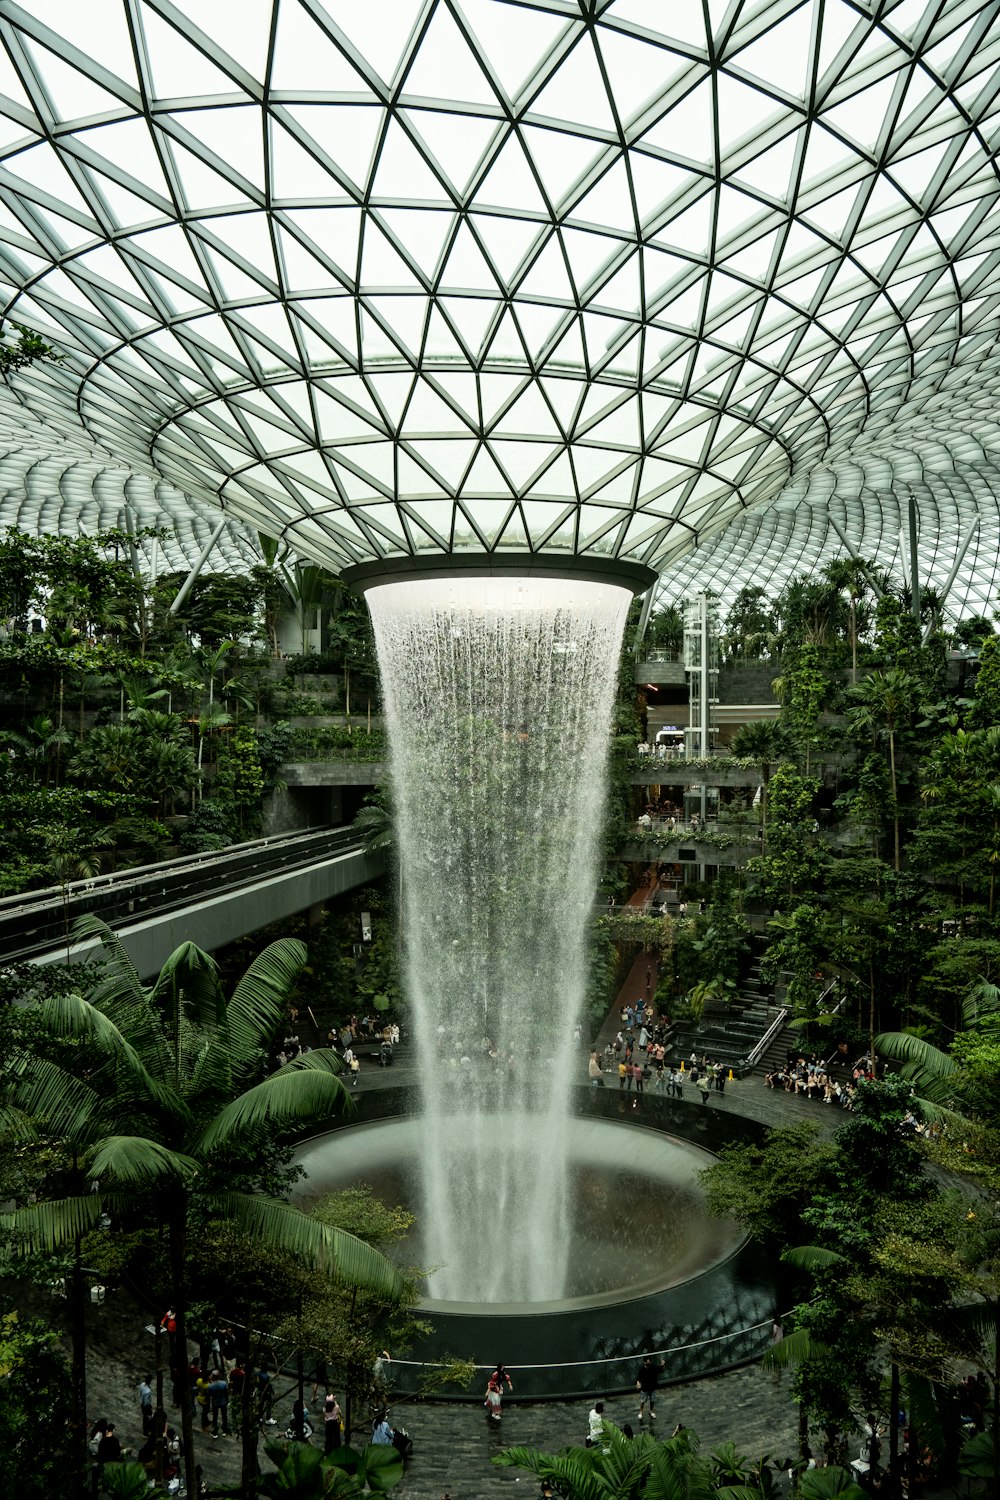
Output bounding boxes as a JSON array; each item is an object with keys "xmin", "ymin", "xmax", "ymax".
[{"xmin": 0, "ymin": 0, "xmax": 998, "ymax": 610}]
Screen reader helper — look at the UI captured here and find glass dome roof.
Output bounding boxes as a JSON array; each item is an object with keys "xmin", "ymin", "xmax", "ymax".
[{"xmin": 0, "ymin": 0, "xmax": 998, "ymax": 606}]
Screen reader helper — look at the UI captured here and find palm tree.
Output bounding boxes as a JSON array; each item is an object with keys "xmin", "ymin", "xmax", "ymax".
[
  {"xmin": 846, "ymin": 669, "xmax": 918, "ymax": 871},
  {"xmin": 353, "ymin": 794, "xmax": 394, "ymax": 856},
  {"xmin": 494, "ymin": 1422, "xmax": 717, "ymax": 1500},
  {"xmin": 822, "ymin": 558, "xmax": 874, "ymax": 684},
  {"xmin": 2, "ymin": 921, "xmax": 403, "ymax": 1498},
  {"xmin": 730, "ymin": 719, "xmax": 789, "ymax": 855}
]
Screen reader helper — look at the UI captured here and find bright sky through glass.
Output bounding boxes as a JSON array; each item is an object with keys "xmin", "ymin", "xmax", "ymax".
[{"xmin": 0, "ymin": 0, "xmax": 998, "ymax": 615}]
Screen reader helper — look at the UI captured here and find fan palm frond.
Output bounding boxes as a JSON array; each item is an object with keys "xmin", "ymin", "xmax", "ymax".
[
  {"xmin": 2, "ymin": 1194, "xmax": 104, "ymax": 1251},
  {"xmin": 188, "ymin": 1036, "xmax": 234, "ymax": 1104},
  {"xmin": 225, "ymin": 938, "xmax": 309, "ymax": 1069},
  {"xmin": 206, "ymin": 1192, "xmax": 404, "ymax": 1300},
  {"xmin": 491, "ymin": 1448, "xmax": 609, "ymax": 1500},
  {"xmin": 151, "ymin": 940, "xmax": 225, "ymax": 1032},
  {"xmin": 36, "ymin": 990, "xmax": 181, "ymax": 1118},
  {"xmin": 8, "ymin": 1055, "xmax": 101, "ymax": 1144},
  {"xmin": 876, "ymin": 1031, "xmax": 955, "ymax": 1081},
  {"xmin": 799, "ymin": 1469, "xmax": 867, "ymax": 1499},
  {"xmin": 762, "ymin": 1327, "xmax": 819, "ymax": 1371},
  {"xmin": 88, "ymin": 1136, "xmax": 199, "ymax": 1186},
  {"xmin": 192, "ymin": 1053, "xmax": 351, "ymax": 1155},
  {"xmin": 782, "ymin": 1245, "xmax": 847, "ymax": 1272}
]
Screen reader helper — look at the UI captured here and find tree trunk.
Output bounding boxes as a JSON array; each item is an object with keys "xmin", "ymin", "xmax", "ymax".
[
  {"xmin": 69, "ymin": 1237, "xmax": 88, "ymax": 1500},
  {"xmin": 889, "ymin": 726, "xmax": 900, "ymax": 871},
  {"xmin": 239, "ymin": 1330, "xmax": 260, "ymax": 1500},
  {"xmin": 850, "ymin": 601, "xmax": 858, "ymax": 685},
  {"xmin": 761, "ymin": 765, "xmax": 769, "ymax": 856},
  {"xmin": 889, "ymin": 1360, "xmax": 900, "ymax": 1470},
  {"xmin": 168, "ymin": 1197, "xmax": 196, "ymax": 1500}
]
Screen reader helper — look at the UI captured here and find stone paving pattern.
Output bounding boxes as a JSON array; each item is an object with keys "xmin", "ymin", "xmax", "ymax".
[{"xmin": 80, "ymin": 1020, "xmax": 848, "ymax": 1494}]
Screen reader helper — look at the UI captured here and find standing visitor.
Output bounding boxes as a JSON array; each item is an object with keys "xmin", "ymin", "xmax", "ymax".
[
  {"xmin": 587, "ymin": 1400, "xmax": 606, "ymax": 1447},
  {"xmin": 632, "ymin": 1060, "xmax": 644, "ymax": 1095},
  {"xmin": 636, "ymin": 1354, "xmax": 665, "ymax": 1422},
  {"xmin": 138, "ymin": 1375, "xmax": 153, "ymax": 1436},
  {"xmin": 483, "ymin": 1374, "xmax": 504, "ymax": 1421},
  {"xmin": 588, "ymin": 1051, "xmax": 604, "ymax": 1087},
  {"xmin": 323, "ymin": 1393, "xmax": 342, "ymax": 1453}
]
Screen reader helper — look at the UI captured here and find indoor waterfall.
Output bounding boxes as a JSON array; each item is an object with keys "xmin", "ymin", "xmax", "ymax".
[{"xmin": 365, "ymin": 573, "xmax": 632, "ymax": 1303}]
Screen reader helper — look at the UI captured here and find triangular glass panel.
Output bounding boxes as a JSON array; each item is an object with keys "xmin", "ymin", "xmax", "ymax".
[
  {"xmin": 823, "ymin": 75, "xmax": 897, "ymax": 154},
  {"xmin": 561, "ymin": 227, "xmax": 617, "ymax": 297},
  {"xmin": 733, "ymin": 129, "xmax": 802, "ymax": 200},
  {"xmin": 471, "ymin": 213, "xmax": 542, "ymax": 287},
  {"xmin": 424, "ymin": 304, "xmax": 468, "ymax": 359},
  {"xmin": 278, "ymin": 228, "xmax": 341, "ymax": 294},
  {"xmin": 402, "ymin": 3, "xmax": 497, "ymax": 107},
  {"xmin": 458, "ymin": 495, "xmax": 515, "ymax": 545},
  {"xmin": 284, "ymin": 105, "xmax": 385, "ymax": 193},
  {"xmin": 542, "ymin": 315, "xmax": 587, "ymax": 371},
  {"xmin": 510, "ymin": 301, "xmax": 564, "ymax": 360},
  {"xmin": 716, "ymin": 73, "xmax": 785, "ymax": 156},
  {"xmin": 521, "ymin": 124, "xmax": 602, "ymax": 207},
  {"xmin": 597, "ymin": 26, "xmax": 687, "ymax": 121},
  {"xmin": 461, "ymin": 0, "xmax": 572, "ymax": 102},
  {"xmin": 33, "ymin": 0, "xmax": 139, "ymax": 88},
  {"xmin": 440, "ymin": 221, "xmax": 501, "ymax": 295},
  {"xmin": 314, "ymin": 387, "xmax": 380, "ymax": 442},
  {"xmin": 334, "ymin": 0, "xmax": 425, "ymax": 89},
  {"xmin": 802, "ymin": 181, "xmax": 860, "ymax": 240},
  {"xmin": 516, "ymin": 236, "xmax": 575, "ymax": 303},
  {"xmin": 491, "ymin": 439, "xmax": 556, "ymax": 490},
  {"xmin": 169, "ymin": 106, "xmax": 264, "ymax": 192},
  {"xmin": 283, "ymin": 207, "xmax": 361, "ymax": 280},
  {"xmin": 493, "ymin": 383, "xmax": 563, "ymax": 439},
  {"xmin": 404, "ymin": 498, "xmax": 454, "ymax": 545},
  {"xmin": 479, "ymin": 371, "xmax": 524, "ymax": 425},
  {"xmin": 169, "ymin": 139, "xmax": 253, "ymax": 212},
  {"xmin": 641, "ymin": 78, "xmax": 715, "ymax": 165},
  {"xmin": 408, "ymin": 438, "xmax": 477, "ymax": 487},
  {"xmin": 376, "ymin": 293, "xmax": 432, "ymax": 359},
  {"xmin": 25, "ymin": 42, "xmax": 123, "ymax": 120},
  {"xmin": 472, "ymin": 132, "xmax": 548, "ymax": 215},
  {"xmin": 405, "ymin": 110, "xmax": 499, "ymax": 196},
  {"xmin": 271, "ymin": 124, "xmax": 347, "ymax": 202},
  {"xmin": 654, "ymin": 278, "xmax": 705, "ymax": 330},
  {"xmin": 365, "ymin": 371, "xmax": 415, "ymax": 428},
  {"xmin": 800, "ymin": 121, "xmax": 855, "ymax": 184},
  {"xmin": 571, "ymin": 157, "xmax": 635, "ymax": 235},
  {"xmin": 345, "ymin": 439, "xmax": 395, "ymax": 490},
  {"xmin": 464, "ymin": 448, "xmax": 512, "ymax": 495},
  {"xmin": 628, "ymin": 151, "xmax": 695, "ymax": 226},
  {"xmin": 270, "ymin": 1, "xmax": 373, "ymax": 92},
  {"xmin": 721, "ymin": 226, "xmax": 781, "ymax": 280},
  {"xmin": 370, "ymin": 119, "xmax": 445, "ymax": 201},
  {"xmin": 403, "ymin": 377, "xmax": 473, "ymax": 434},
  {"xmin": 654, "ymin": 193, "xmax": 713, "ymax": 256},
  {"xmin": 730, "ymin": 4, "xmax": 815, "ymax": 98},
  {"xmin": 138, "ymin": 3, "xmax": 238, "ymax": 97},
  {"xmin": 593, "ymin": 254, "xmax": 641, "ymax": 316},
  {"xmin": 439, "ymin": 295, "xmax": 499, "ymax": 356},
  {"xmin": 360, "ymin": 218, "xmax": 422, "ymax": 288},
  {"xmin": 887, "ymin": 139, "xmax": 952, "ymax": 203},
  {"xmin": 528, "ymin": 34, "xmax": 616, "ymax": 134}
]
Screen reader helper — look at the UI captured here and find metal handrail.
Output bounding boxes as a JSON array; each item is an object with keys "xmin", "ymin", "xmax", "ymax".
[{"xmin": 744, "ymin": 1006, "xmax": 790, "ymax": 1068}]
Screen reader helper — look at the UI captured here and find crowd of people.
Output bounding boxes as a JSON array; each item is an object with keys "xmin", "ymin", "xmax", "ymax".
[{"xmin": 764, "ymin": 1050, "xmax": 883, "ymax": 1109}]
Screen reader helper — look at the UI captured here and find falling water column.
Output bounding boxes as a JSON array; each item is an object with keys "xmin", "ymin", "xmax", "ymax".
[{"xmin": 352, "ymin": 563, "xmax": 647, "ymax": 1304}]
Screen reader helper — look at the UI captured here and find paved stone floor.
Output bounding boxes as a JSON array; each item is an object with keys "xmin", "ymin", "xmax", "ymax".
[{"xmin": 78, "ymin": 1030, "xmax": 848, "ymax": 1496}]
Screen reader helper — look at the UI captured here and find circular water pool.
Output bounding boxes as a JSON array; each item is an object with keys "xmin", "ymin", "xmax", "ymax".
[{"xmin": 293, "ymin": 1115, "xmax": 743, "ymax": 1313}]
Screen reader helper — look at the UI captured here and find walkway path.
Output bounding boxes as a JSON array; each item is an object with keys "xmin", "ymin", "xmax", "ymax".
[{"xmin": 82, "ymin": 1011, "xmax": 843, "ymax": 1495}]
